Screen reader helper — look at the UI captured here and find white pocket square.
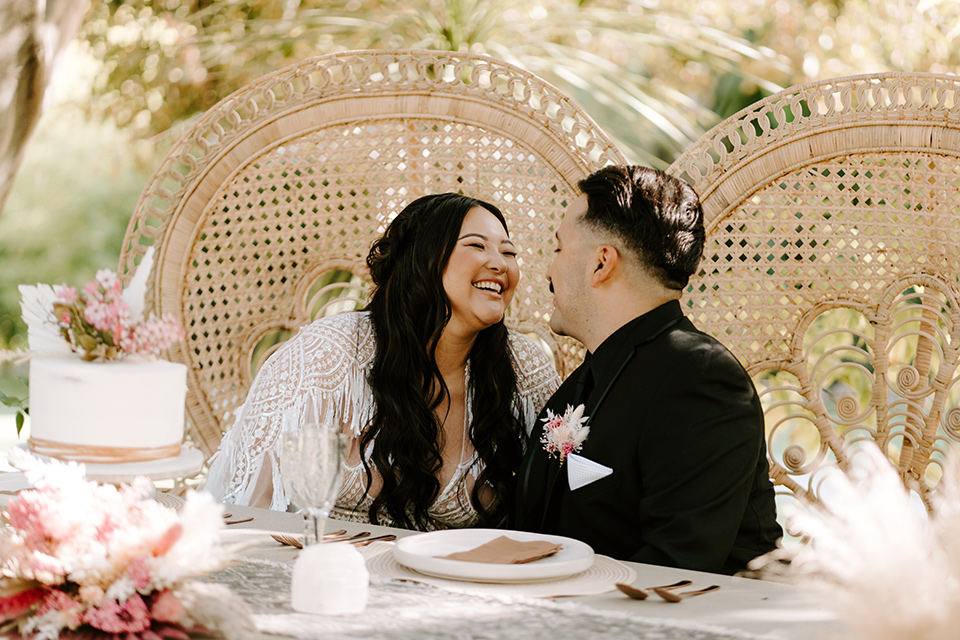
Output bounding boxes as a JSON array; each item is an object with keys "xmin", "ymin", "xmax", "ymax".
[{"xmin": 567, "ymin": 453, "xmax": 613, "ymax": 491}]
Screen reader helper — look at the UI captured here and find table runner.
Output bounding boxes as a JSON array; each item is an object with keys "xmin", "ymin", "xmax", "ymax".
[{"xmin": 209, "ymin": 558, "xmax": 771, "ymax": 640}]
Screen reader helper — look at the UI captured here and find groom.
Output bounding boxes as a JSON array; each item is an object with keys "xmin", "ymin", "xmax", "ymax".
[{"xmin": 514, "ymin": 165, "xmax": 781, "ymax": 575}]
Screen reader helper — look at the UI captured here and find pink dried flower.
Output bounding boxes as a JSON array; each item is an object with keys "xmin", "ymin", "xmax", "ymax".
[
  {"xmin": 0, "ymin": 587, "xmax": 43, "ymax": 623},
  {"xmin": 6, "ymin": 488, "xmax": 72, "ymax": 555},
  {"xmin": 152, "ymin": 523, "xmax": 183, "ymax": 558},
  {"xmin": 54, "ymin": 284, "xmax": 78, "ymax": 304},
  {"xmin": 121, "ymin": 315, "xmax": 185, "ymax": 357},
  {"xmin": 36, "ymin": 588, "xmax": 76, "ymax": 615},
  {"xmin": 82, "ymin": 594, "xmax": 151, "ymax": 634},
  {"xmin": 37, "ymin": 587, "xmax": 83, "ymax": 629},
  {"xmin": 127, "ymin": 556, "xmax": 152, "ymax": 591},
  {"xmin": 149, "ymin": 590, "xmax": 184, "ymax": 624},
  {"xmin": 84, "ymin": 280, "xmax": 101, "ymax": 299},
  {"xmin": 43, "ymin": 268, "xmax": 184, "ymax": 361},
  {"xmin": 79, "ymin": 585, "xmax": 105, "ymax": 608},
  {"xmin": 540, "ymin": 404, "xmax": 590, "ymax": 464}
]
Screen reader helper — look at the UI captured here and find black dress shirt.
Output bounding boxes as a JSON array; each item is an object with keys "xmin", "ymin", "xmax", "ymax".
[{"xmin": 514, "ymin": 300, "xmax": 782, "ymax": 575}]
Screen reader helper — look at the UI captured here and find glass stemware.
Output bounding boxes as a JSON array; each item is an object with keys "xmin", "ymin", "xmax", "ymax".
[{"xmin": 280, "ymin": 400, "xmax": 345, "ymax": 546}]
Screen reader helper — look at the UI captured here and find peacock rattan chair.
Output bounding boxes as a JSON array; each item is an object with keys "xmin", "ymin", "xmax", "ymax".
[
  {"xmin": 118, "ymin": 49, "xmax": 626, "ymax": 459},
  {"xmin": 669, "ymin": 72, "xmax": 960, "ymax": 516}
]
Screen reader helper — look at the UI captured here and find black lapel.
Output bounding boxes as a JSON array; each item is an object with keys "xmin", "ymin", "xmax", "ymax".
[{"xmin": 524, "ymin": 311, "xmax": 686, "ymax": 530}]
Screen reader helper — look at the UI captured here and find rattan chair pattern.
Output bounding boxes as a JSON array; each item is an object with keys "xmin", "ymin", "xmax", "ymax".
[
  {"xmin": 119, "ymin": 50, "xmax": 626, "ymax": 458},
  {"xmin": 669, "ymin": 72, "xmax": 960, "ymax": 514}
]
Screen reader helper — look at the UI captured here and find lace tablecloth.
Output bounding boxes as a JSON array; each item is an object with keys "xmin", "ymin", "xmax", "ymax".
[{"xmin": 210, "ymin": 557, "xmax": 769, "ymax": 640}]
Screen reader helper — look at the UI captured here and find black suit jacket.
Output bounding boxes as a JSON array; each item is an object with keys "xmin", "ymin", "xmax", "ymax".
[{"xmin": 514, "ymin": 301, "xmax": 782, "ymax": 575}]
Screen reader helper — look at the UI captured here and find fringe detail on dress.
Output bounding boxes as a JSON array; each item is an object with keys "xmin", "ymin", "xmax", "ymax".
[{"xmin": 203, "ymin": 312, "xmax": 561, "ymax": 522}]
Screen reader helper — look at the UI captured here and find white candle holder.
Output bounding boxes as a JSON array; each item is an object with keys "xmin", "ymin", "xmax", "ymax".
[{"xmin": 290, "ymin": 542, "xmax": 369, "ymax": 615}]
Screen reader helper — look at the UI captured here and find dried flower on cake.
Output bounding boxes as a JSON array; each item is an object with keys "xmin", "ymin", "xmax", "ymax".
[{"xmin": 19, "ymin": 248, "xmax": 184, "ymax": 362}]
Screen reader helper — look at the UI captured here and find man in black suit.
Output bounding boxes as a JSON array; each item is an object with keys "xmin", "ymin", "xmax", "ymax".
[{"xmin": 514, "ymin": 165, "xmax": 781, "ymax": 575}]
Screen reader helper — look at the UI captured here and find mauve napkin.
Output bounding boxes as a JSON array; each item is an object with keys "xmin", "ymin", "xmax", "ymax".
[{"xmin": 438, "ymin": 535, "xmax": 562, "ymax": 564}]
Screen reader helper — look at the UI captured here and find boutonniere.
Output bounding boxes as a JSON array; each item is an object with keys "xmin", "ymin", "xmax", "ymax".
[{"xmin": 540, "ymin": 404, "xmax": 590, "ymax": 464}]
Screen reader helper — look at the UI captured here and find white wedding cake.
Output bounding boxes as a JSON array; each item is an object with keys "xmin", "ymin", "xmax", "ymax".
[{"xmin": 28, "ymin": 357, "xmax": 187, "ymax": 464}]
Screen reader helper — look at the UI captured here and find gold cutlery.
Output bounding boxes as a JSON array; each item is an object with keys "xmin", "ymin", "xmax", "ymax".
[
  {"xmin": 270, "ymin": 533, "xmax": 303, "ymax": 548},
  {"xmin": 653, "ymin": 584, "xmax": 720, "ymax": 602},
  {"xmin": 271, "ymin": 530, "xmax": 368, "ymax": 549},
  {"xmin": 224, "ymin": 516, "xmax": 255, "ymax": 525},
  {"xmin": 615, "ymin": 580, "xmax": 691, "ymax": 600},
  {"xmin": 351, "ymin": 534, "xmax": 397, "ymax": 546},
  {"xmin": 322, "ymin": 529, "xmax": 348, "ymax": 539},
  {"xmin": 339, "ymin": 531, "xmax": 371, "ymax": 542}
]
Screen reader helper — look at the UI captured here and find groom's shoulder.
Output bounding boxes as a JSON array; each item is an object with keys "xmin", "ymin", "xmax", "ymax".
[{"xmin": 658, "ymin": 317, "xmax": 750, "ymax": 378}]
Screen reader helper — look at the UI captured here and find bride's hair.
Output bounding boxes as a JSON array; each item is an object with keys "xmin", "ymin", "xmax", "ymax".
[{"xmin": 362, "ymin": 193, "xmax": 524, "ymax": 529}]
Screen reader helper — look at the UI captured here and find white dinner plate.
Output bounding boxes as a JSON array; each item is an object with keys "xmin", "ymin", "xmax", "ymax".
[{"xmin": 393, "ymin": 528, "xmax": 594, "ymax": 583}]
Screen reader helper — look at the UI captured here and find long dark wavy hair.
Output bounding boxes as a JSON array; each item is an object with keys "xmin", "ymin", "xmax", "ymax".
[{"xmin": 361, "ymin": 193, "xmax": 524, "ymax": 530}]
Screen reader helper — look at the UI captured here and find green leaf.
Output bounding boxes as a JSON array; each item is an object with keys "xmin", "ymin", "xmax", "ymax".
[{"xmin": 16, "ymin": 411, "xmax": 24, "ymax": 436}]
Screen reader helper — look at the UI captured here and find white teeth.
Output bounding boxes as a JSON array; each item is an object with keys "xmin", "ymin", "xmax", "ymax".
[{"xmin": 473, "ymin": 281, "xmax": 503, "ymax": 294}]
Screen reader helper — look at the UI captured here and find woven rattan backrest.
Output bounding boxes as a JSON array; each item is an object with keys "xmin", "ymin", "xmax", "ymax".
[
  {"xmin": 119, "ymin": 50, "xmax": 625, "ymax": 457},
  {"xmin": 670, "ymin": 72, "xmax": 960, "ymax": 514}
]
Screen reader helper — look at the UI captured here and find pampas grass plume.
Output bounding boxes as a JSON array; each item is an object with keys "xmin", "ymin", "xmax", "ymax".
[{"xmin": 784, "ymin": 444, "xmax": 960, "ymax": 640}]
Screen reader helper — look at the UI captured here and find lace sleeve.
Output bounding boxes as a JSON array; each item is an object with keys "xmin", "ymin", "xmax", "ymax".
[
  {"xmin": 203, "ymin": 312, "xmax": 376, "ymax": 509},
  {"xmin": 507, "ymin": 331, "xmax": 561, "ymax": 436}
]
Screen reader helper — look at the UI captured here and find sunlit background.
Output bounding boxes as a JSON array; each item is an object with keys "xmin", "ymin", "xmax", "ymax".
[{"xmin": 3, "ymin": 0, "xmax": 959, "ymax": 469}]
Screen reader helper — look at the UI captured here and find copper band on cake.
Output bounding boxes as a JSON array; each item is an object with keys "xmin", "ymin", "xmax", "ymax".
[{"xmin": 28, "ymin": 437, "xmax": 182, "ymax": 464}]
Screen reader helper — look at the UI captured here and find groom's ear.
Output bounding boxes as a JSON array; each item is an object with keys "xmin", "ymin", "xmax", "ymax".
[{"xmin": 590, "ymin": 245, "xmax": 619, "ymax": 286}]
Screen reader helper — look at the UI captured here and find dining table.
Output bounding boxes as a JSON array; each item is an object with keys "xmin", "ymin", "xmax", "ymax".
[{"xmin": 206, "ymin": 502, "xmax": 848, "ymax": 640}]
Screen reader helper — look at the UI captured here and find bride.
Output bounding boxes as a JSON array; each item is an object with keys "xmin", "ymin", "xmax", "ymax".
[{"xmin": 204, "ymin": 193, "xmax": 560, "ymax": 530}]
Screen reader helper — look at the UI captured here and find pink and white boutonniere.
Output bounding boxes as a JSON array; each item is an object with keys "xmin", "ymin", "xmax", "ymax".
[{"xmin": 540, "ymin": 404, "xmax": 590, "ymax": 464}]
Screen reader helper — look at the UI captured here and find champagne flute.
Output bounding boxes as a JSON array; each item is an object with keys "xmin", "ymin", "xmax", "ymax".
[{"xmin": 280, "ymin": 400, "xmax": 345, "ymax": 546}]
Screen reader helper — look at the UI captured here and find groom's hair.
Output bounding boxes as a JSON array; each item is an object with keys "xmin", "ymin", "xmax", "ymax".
[{"xmin": 578, "ymin": 165, "xmax": 705, "ymax": 291}]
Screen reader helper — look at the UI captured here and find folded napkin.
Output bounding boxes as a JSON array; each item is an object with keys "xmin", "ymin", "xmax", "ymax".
[{"xmin": 438, "ymin": 535, "xmax": 562, "ymax": 564}]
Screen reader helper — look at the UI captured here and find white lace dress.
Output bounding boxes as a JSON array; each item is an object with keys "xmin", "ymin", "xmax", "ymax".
[{"xmin": 203, "ymin": 311, "xmax": 560, "ymax": 529}]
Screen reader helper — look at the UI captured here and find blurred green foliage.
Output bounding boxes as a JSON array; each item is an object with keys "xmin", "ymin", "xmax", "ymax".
[
  {"xmin": 78, "ymin": 0, "xmax": 792, "ymax": 167},
  {"xmin": 5, "ymin": 0, "xmax": 960, "ymax": 353},
  {"xmin": 0, "ymin": 109, "xmax": 156, "ymax": 350}
]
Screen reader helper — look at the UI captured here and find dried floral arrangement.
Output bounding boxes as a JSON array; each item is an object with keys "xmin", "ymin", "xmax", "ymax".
[
  {"xmin": 0, "ymin": 449, "xmax": 253, "ymax": 639},
  {"xmin": 19, "ymin": 248, "xmax": 183, "ymax": 362},
  {"xmin": 750, "ymin": 443, "xmax": 960, "ymax": 640}
]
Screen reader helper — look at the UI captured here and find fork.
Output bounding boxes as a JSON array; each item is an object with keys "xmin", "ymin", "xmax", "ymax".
[
  {"xmin": 350, "ymin": 534, "xmax": 397, "ymax": 546},
  {"xmin": 271, "ymin": 530, "xmax": 363, "ymax": 549}
]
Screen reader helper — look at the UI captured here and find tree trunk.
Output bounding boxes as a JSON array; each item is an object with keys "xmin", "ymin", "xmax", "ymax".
[{"xmin": 0, "ymin": 0, "xmax": 89, "ymax": 217}]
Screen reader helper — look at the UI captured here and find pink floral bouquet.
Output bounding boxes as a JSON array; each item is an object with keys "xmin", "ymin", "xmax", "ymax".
[
  {"xmin": 49, "ymin": 271, "xmax": 182, "ymax": 362},
  {"xmin": 0, "ymin": 450, "xmax": 252, "ymax": 639},
  {"xmin": 20, "ymin": 248, "xmax": 184, "ymax": 362}
]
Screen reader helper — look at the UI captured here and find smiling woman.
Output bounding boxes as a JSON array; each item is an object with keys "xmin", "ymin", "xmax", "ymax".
[
  {"xmin": 442, "ymin": 206, "xmax": 520, "ymax": 338},
  {"xmin": 204, "ymin": 193, "xmax": 561, "ymax": 532}
]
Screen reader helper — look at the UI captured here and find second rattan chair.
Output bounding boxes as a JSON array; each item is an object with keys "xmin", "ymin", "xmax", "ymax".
[{"xmin": 670, "ymin": 72, "xmax": 960, "ymax": 515}]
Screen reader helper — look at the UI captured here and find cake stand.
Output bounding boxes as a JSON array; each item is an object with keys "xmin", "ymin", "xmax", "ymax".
[{"xmin": 11, "ymin": 444, "xmax": 205, "ymax": 484}]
